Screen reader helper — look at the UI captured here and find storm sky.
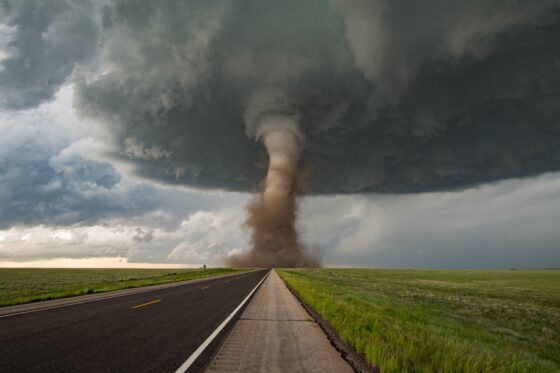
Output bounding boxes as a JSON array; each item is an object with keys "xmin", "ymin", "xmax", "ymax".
[{"xmin": 1, "ymin": 0, "xmax": 560, "ymax": 268}]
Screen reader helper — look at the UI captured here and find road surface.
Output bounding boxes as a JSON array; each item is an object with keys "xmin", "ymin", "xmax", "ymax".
[
  {"xmin": 0, "ymin": 269, "xmax": 267, "ymax": 372},
  {"xmin": 206, "ymin": 270, "xmax": 353, "ymax": 372}
]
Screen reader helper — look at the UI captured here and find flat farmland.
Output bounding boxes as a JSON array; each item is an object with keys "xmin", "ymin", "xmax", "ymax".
[
  {"xmin": 0, "ymin": 267, "xmax": 245, "ymax": 307},
  {"xmin": 277, "ymin": 268, "xmax": 560, "ymax": 372}
]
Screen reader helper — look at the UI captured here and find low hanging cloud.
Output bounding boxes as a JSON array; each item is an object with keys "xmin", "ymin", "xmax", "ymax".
[
  {"xmin": 71, "ymin": 0, "xmax": 560, "ymax": 194},
  {"xmin": 0, "ymin": 86, "xmax": 248, "ymax": 230},
  {"xmin": 0, "ymin": 208, "xmax": 249, "ymax": 265}
]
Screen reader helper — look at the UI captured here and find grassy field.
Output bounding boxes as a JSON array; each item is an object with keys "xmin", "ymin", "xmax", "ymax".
[
  {"xmin": 0, "ymin": 268, "xmax": 246, "ymax": 307},
  {"xmin": 277, "ymin": 268, "xmax": 560, "ymax": 373}
]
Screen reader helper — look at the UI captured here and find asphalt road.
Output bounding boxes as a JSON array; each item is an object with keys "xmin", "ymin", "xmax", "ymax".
[{"xmin": 0, "ymin": 269, "xmax": 268, "ymax": 373}]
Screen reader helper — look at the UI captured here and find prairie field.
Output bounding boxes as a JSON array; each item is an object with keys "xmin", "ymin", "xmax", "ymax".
[
  {"xmin": 277, "ymin": 268, "xmax": 560, "ymax": 373},
  {"xmin": 0, "ymin": 267, "xmax": 245, "ymax": 307}
]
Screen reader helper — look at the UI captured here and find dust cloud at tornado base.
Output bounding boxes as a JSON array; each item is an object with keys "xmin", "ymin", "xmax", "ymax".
[{"xmin": 227, "ymin": 114, "xmax": 319, "ymax": 268}]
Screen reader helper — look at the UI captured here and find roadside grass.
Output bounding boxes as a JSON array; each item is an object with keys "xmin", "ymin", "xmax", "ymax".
[
  {"xmin": 0, "ymin": 268, "xmax": 247, "ymax": 307},
  {"xmin": 277, "ymin": 268, "xmax": 560, "ymax": 373}
]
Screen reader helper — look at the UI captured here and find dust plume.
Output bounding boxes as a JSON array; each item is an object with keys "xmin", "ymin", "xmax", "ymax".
[{"xmin": 227, "ymin": 114, "xmax": 319, "ymax": 268}]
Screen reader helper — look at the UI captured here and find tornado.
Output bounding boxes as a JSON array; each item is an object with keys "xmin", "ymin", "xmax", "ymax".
[
  {"xmin": 72, "ymin": 1, "xmax": 560, "ymax": 268},
  {"xmin": 227, "ymin": 114, "xmax": 319, "ymax": 268}
]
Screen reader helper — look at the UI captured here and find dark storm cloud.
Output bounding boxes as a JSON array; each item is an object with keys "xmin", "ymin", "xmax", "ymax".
[
  {"xmin": 0, "ymin": 0, "xmax": 101, "ymax": 109},
  {"xmin": 0, "ymin": 127, "xmax": 237, "ymax": 230},
  {"xmin": 5, "ymin": 0, "xmax": 560, "ymax": 194},
  {"xmin": 0, "ymin": 89, "xmax": 251, "ymax": 231}
]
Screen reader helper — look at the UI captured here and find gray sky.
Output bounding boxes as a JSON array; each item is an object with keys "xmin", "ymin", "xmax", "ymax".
[{"xmin": 1, "ymin": 0, "xmax": 559, "ymax": 268}]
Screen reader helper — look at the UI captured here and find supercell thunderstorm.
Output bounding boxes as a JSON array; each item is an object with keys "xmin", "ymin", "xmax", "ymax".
[{"xmin": 3, "ymin": 0, "xmax": 560, "ymax": 266}]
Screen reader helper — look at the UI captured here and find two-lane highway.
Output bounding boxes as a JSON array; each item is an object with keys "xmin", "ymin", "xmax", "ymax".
[{"xmin": 0, "ymin": 270, "xmax": 268, "ymax": 372}]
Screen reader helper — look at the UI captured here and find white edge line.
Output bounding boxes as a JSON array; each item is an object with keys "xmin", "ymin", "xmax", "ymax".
[
  {"xmin": 175, "ymin": 270, "xmax": 270, "ymax": 373},
  {"xmin": 0, "ymin": 271, "xmax": 254, "ymax": 319}
]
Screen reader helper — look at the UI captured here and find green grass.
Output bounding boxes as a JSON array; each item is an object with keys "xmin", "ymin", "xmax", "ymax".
[
  {"xmin": 277, "ymin": 268, "xmax": 560, "ymax": 373},
  {"xmin": 0, "ymin": 267, "xmax": 247, "ymax": 307}
]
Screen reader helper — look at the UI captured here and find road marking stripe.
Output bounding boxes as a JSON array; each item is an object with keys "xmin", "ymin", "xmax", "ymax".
[
  {"xmin": 175, "ymin": 270, "xmax": 269, "ymax": 373},
  {"xmin": 131, "ymin": 299, "xmax": 161, "ymax": 309},
  {"xmin": 201, "ymin": 286, "xmax": 211, "ymax": 290}
]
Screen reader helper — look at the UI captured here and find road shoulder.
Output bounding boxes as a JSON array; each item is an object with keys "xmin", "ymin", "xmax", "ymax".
[{"xmin": 204, "ymin": 269, "xmax": 353, "ymax": 372}]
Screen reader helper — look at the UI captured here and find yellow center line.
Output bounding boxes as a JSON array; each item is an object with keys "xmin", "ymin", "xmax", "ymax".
[
  {"xmin": 224, "ymin": 280, "xmax": 230, "ymax": 283},
  {"xmin": 201, "ymin": 285, "xmax": 211, "ymax": 290},
  {"xmin": 131, "ymin": 299, "xmax": 161, "ymax": 309}
]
